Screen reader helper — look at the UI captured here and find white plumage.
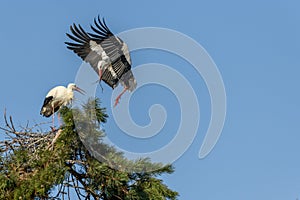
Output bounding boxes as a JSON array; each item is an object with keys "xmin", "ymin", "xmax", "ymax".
[{"xmin": 40, "ymin": 83, "xmax": 85, "ymax": 126}]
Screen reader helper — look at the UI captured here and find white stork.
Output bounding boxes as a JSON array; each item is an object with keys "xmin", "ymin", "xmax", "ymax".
[
  {"xmin": 40, "ymin": 83, "xmax": 85, "ymax": 127},
  {"xmin": 65, "ymin": 16, "xmax": 137, "ymax": 107}
]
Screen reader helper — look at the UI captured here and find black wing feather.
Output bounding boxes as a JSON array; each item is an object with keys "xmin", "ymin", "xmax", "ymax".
[
  {"xmin": 71, "ymin": 26, "xmax": 87, "ymax": 42},
  {"xmin": 65, "ymin": 16, "xmax": 134, "ymax": 89},
  {"xmin": 41, "ymin": 96, "xmax": 53, "ymax": 108},
  {"xmin": 40, "ymin": 96, "xmax": 61, "ymax": 117},
  {"xmin": 66, "ymin": 32, "xmax": 84, "ymax": 44}
]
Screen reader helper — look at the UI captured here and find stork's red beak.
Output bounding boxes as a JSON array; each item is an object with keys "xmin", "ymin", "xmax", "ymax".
[{"xmin": 74, "ymin": 86, "xmax": 85, "ymax": 95}]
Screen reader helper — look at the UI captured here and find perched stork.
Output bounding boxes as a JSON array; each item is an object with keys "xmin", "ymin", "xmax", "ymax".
[
  {"xmin": 40, "ymin": 83, "xmax": 85, "ymax": 127},
  {"xmin": 65, "ymin": 16, "xmax": 137, "ymax": 107}
]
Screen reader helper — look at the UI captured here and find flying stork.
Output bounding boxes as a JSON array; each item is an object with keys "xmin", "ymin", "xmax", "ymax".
[
  {"xmin": 65, "ymin": 16, "xmax": 137, "ymax": 107},
  {"xmin": 40, "ymin": 83, "xmax": 85, "ymax": 127}
]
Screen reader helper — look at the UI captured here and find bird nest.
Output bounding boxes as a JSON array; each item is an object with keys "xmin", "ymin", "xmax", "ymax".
[{"xmin": 0, "ymin": 110, "xmax": 60, "ymax": 155}]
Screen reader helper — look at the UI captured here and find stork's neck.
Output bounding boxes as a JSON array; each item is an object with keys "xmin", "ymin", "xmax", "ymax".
[
  {"xmin": 66, "ymin": 88, "xmax": 74, "ymax": 101},
  {"xmin": 67, "ymin": 88, "xmax": 74, "ymax": 95}
]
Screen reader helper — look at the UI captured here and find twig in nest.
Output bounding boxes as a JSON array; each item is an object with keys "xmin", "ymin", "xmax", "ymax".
[{"xmin": 47, "ymin": 129, "xmax": 62, "ymax": 150}]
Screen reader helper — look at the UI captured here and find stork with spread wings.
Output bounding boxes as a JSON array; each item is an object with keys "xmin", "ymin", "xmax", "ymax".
[{"xmin": 65, "ymin": 16, "xmax": 136, "ymax": 106}]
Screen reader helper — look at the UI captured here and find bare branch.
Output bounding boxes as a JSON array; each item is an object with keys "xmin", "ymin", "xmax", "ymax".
[{"xmin": 9, "ymin": 116, "xmax": 16, "ymax": 132}]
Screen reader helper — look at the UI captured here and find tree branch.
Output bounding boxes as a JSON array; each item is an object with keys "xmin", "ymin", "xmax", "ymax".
[{"xmin": 66, "ymin": 163, "xmax": 100, "ymax": 200}]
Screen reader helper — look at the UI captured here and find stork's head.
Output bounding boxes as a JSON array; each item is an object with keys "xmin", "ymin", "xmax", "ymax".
[{"xmin": 67, "ymin": 83, "xmax": 85, "ymax": 94}]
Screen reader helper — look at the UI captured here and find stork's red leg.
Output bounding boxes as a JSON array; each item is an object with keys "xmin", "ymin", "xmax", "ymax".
[
  {"xmin": 114, "ymin": 87, "xmax": 127, "ymax": 107},
  {"xmin": 52, "ymin": 106, "xmax": 55, "ymax": 128},
  {"xmin": 57, "ymin": 112, "xmax": 61, "ymax": 126}
]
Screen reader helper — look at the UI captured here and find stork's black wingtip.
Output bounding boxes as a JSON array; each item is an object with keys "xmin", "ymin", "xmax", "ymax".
[
  {"xmin": 66, "ymin": 33, "xmax": 71, "ymax": 38},
  {"xmin": 69, "ymin": 24, "xmax": 75, "ymax": 31},
  {"xmin": 93, "ymin": 17, "xmax": 98, "ymax": 25}
]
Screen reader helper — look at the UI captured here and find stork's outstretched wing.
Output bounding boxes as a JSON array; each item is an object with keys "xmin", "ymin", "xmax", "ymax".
[{"xmin": 65, "ymin": 16, "xmax": 134, "ymax": 90}]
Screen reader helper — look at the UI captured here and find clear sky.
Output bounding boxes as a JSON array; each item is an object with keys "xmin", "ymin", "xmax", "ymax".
[{"xmin": 1, "ymin": 0, "xmax": 300, "ymax": 199}]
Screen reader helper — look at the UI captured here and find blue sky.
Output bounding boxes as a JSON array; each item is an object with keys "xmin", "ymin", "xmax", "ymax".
[{"xmin": 1, "ymin": 0, "xmax": 300, "ymax": 199}]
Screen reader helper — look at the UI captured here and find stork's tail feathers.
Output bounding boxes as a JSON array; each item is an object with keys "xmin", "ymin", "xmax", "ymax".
[
  {"xmin": 120, "ymin": 71, "xmax": 137, "ymax": 92},
  {"xmin": 40, "ymin": 107, "xmax": 52, "ymax": 117},
  {"xmin": 40, "ymin": 96, "xmax": 59, "ymax": 117}
]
